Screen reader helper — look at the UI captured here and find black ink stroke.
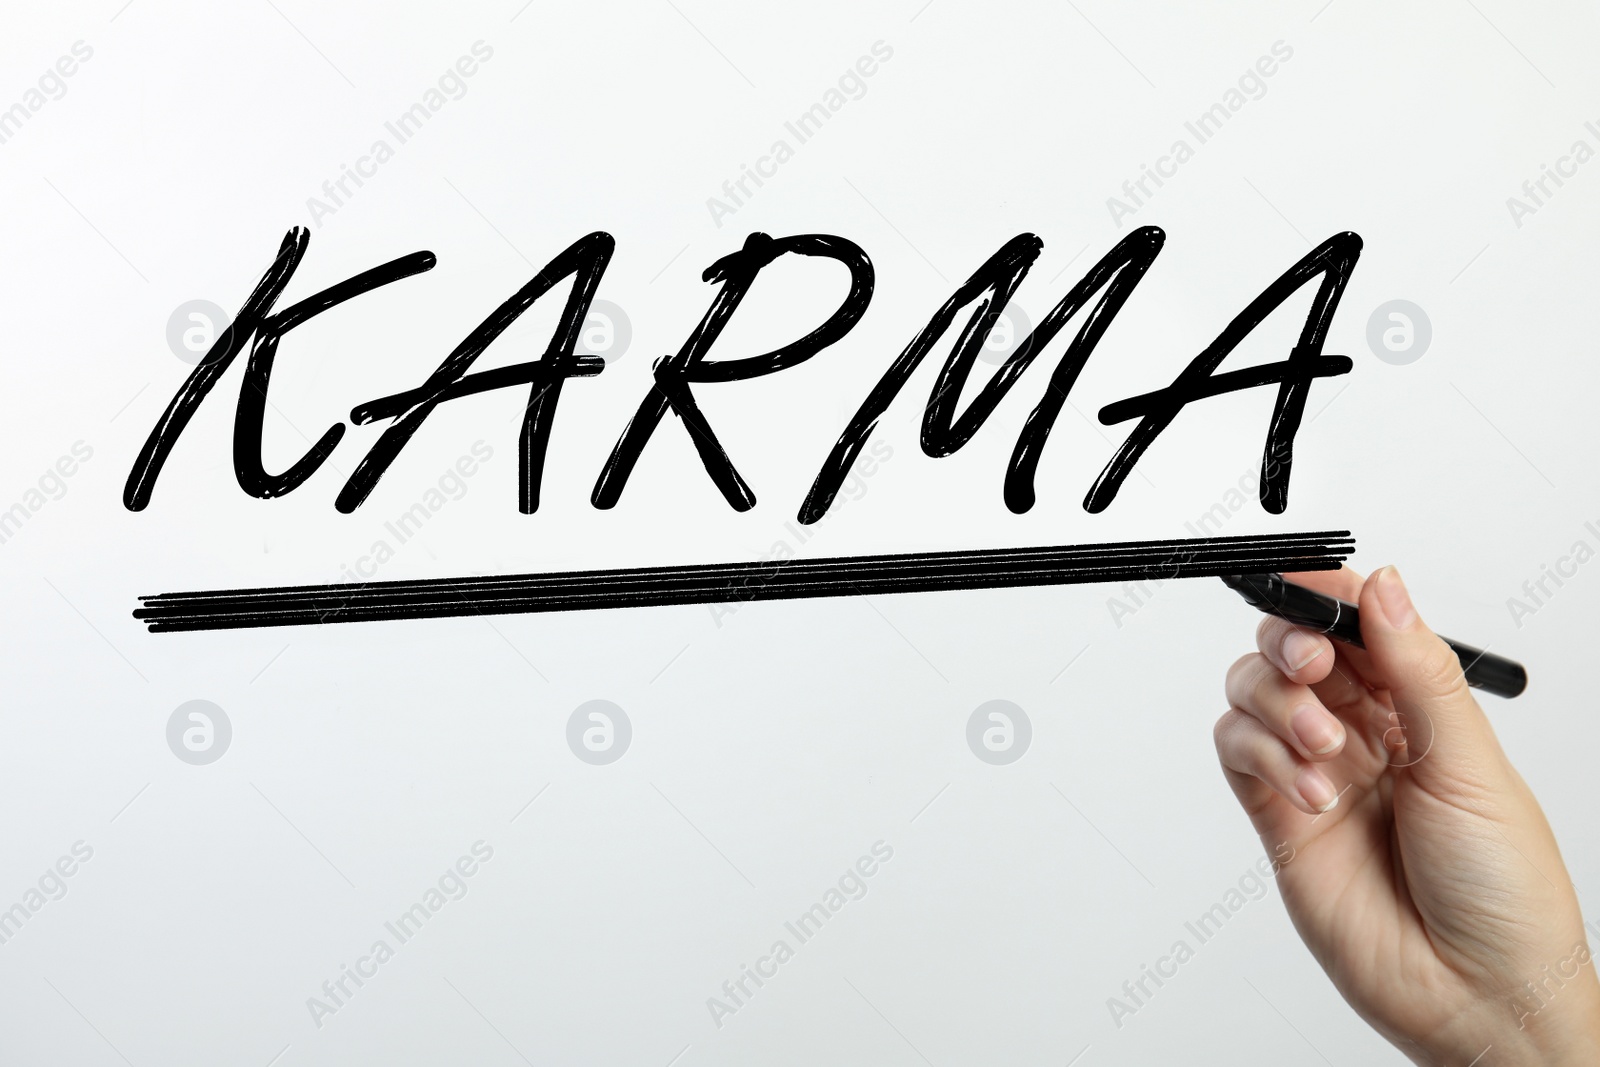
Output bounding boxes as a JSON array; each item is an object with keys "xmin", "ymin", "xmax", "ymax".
[
  {"xmin": 126, "ymin": 227, "xmax": 1361, "ymax": 522},
  {"xmin": 799, "ymin": 227, "xmax": 1166, "ymax": 524},
  {"xmin": 341, "ymin": 230, "xmax": 615, "ymax": 514},
  {"xmin": 591, "ymin": 231, "xmax": 873, "ymax": 512},
  {"xmin": 1088, "ymin": 232, "xmax": 1362, "ymax": 513},
  {"xmin": 133, "ymin": 531, "xmax": 1354, "ymax": 632},
  {"xmin": 125, "ymin": 230, "xmax": 437, "ymax": 509}
]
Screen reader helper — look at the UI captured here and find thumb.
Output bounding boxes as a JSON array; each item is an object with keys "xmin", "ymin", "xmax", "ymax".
[{"xmin": 1357, "ymin": 565, "xmax": 1506, "ymax": 788}]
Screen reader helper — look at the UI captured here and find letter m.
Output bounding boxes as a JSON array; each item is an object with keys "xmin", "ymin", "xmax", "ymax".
[
  {"xmin": 395, "ymin": 903, "xmax": 430, "ymax": 937},
  {"xmin": 0, "ymin": 103, "xmax": 30, "ymax": 140},
  {"xmin": 795, "ymin": 903, "xmax": 830, "ymax": 936},
  {"xmin": 800, "ymin": 227, "xmax": 1166, "ymax": 523},
  {"xmin": 1195, "ymin": 903, "xmax": 1231, "ymax": 937},
  {"xmin": 396, "ymin": 103, "xmax": 430, "ymax": 137},
  {"xmin": 0, "ymin": 503, "xmax": 30, "ymax": 540},
  {"xmin": 0, "ymin": 903, "xmax": 31, "ymax": 937}
]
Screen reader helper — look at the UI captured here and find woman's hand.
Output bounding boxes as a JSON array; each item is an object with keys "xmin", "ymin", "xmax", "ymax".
[{"xmin": 1215, "ymin": 564, "xmax": 1600, "ymax": 1064}]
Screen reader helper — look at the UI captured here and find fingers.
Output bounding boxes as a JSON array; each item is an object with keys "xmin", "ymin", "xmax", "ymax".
[
  {"xmin": 1225, "ymin": 652, "xmax": 1347, "ymax": 761},
  {"xmin": 1255, "ymin": 615, "xmax": 1336, "ymax": 686},
  {"xmin": 1355, "ymin": 566, "xmax": 1505, "ymax": 787},
  {"xmin": 1214, "ymin": 707, "xmax": 1342, "ymax": 815},
  {"xmin": 1255, "ymin": 615, "xmax": 1393, "ymax": 763},
  {"xmin": 1274, "ymin": 568, "xmax": 1380, "ymax": 683}
]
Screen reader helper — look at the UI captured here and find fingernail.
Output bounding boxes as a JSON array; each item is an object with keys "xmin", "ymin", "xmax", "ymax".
[
  {"xmin": 1374, "ymin": 566, "xmax": 1417, "ymax": 629},
  {"xmin": 1291, "ymin": 704, "xmax": 1344, "ymax": 754},
  {"xmin": 1296, "ymin": 767, "xmax": 1340, "ymax": 813},
  {"xmin": 1281, "ymin": 631, "xmax": 1324, "ymax": 672}
]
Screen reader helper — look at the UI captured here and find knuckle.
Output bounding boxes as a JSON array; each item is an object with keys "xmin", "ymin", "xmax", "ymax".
[
  {"xmin": 1226, "ymin": 652, "xmax": 1283, "ymax": 710},
  {"xmin": 1319, "ymin": 670, "xmax": 1373, "ymax": 717},
  {"xmin": 1217, "ymin": 714, "xmax": 1276, "ymax": 778},
  {"xmin": 1255, "ymin": 616, "xmax": 1288, "ymax": 656},
  {"xmin": 1409, "ymin": 636, "xmax": 1468, "ymax": 696},
  {"xmin": 1225, "ymin": 652, "xmax": 1268, "ymax": 700},
  {"xmin": 1213, "ymin": 707, "xmax": 1244, "ymax": 751}
]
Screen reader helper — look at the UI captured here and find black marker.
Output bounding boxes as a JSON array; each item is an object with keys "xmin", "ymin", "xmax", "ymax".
[{"xmin": 1221, "ymin": 573, "xmax": 1527, "ymax": 699}]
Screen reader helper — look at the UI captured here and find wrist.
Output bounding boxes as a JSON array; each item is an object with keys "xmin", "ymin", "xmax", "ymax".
[{"xmin": 1420, "ymin": 977, "xmax": 1600, "ymax": 1066}]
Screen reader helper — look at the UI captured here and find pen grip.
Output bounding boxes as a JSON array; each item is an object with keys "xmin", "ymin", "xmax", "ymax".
[
  {"xmin": 1225, "ymin": 574, "xmax": 1528, "ymax": 700},
  {"xmin": 1325, "ymin": 609, "xmax": 1526, "ymax": 700}
]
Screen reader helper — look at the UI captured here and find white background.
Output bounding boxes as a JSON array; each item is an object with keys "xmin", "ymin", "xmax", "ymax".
[{"xmin": 1, "ymin": 1, "xmax": 1596, "ymax": 1063}]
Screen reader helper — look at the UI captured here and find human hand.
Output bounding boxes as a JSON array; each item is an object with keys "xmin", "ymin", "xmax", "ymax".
[{"xmin": 1215, "ymin": 565, "xmax": 1600, "ymax": 1064}]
